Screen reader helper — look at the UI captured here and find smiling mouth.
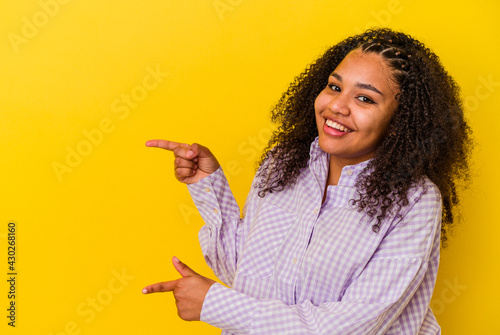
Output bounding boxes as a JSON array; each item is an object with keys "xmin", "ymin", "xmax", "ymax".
[{"xmin": 325, "ymin": 119, "xmax": 353, "ymax": 133}]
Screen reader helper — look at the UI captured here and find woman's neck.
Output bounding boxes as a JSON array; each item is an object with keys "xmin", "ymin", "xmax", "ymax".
[{"xmin": 327, "ymin": 156, "xmax": 348, "ymax": 186}]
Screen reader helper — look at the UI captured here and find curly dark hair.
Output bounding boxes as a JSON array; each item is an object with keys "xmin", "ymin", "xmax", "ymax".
[{"xmin": 256, "ymin": 28, "xmax": 473, "ymax": 246}]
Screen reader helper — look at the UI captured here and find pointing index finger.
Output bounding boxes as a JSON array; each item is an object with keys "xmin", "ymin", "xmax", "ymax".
[
  {"xmin": 145, "ymin": 139, "xmax": 188, "ymax": 151},
  {"xmin": 142, "ymin": 280, "xmax": 178, "ymax": 294}
]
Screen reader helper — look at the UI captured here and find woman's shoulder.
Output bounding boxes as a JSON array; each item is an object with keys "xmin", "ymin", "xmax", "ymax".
[
  {"xmin": 410, "ymin": 176, "xmax": 442, "ymax": 203},
  {"xmin": 396, "ymin": 176, "xmax": 442, "ymax": 223}
]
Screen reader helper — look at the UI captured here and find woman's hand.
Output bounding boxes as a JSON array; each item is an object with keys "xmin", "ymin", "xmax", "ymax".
[
  {"xmin": 142, "ymin": 257, "xmax": 216, "ymax": 321},
  {"xmin": 145, "ymin": 140, "xmax": 220, "ymax": 184}
]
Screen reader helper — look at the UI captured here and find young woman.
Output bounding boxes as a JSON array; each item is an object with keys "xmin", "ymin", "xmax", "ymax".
[{"xmin": 143, "ymin": 28, "xmax": 472, "ymax": 334}]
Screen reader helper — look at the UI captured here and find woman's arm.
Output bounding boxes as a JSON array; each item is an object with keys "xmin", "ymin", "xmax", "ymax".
[
  {"xmin": 188, "ymin": 166, "xmax": 261, "ymax": 286},
  {"xmin": 145, "ymin": 139, "xmax": 253, "ymax": 286}
]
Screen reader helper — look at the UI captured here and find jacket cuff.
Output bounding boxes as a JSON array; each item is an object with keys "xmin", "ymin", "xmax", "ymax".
[{"xmin": 201, "ymin": 283, "xmax": 258, "ymax": 334}]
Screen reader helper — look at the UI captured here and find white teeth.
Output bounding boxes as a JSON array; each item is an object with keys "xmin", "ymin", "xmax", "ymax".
[{"xmin": 325, "ymin": 119, "xmax": 352, "ymax": 132}]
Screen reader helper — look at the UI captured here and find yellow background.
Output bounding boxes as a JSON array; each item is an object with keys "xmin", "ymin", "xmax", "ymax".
[{"xmin": 1, "ymin": 0, "xmax": 499, "ymax": 334}]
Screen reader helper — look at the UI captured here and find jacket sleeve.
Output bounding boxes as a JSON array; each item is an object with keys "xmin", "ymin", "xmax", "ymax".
[
  {"xmin": 187, "ymin": 166, "xmax": 260, "ymax": 286},
  {"xmin": 198, "ymin": 183, "xmax": 442, "ymax": 335}
]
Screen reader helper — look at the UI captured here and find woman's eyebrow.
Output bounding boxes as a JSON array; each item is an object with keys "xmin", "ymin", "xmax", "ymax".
[
  {"xmin": 356, "ymin": 82, "xmax": 383, "ymax": 96},
  {"xmin": 329, "ymin": 72, "xmax": 384, "ymax": 96}
]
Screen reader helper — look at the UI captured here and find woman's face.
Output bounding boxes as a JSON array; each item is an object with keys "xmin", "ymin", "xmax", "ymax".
[{"xmin": 315, "ymin": 48, "xmax": 399, "ymax": 166}]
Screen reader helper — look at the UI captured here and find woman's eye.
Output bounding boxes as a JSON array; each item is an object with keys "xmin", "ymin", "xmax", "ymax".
[
  {"xmin": 328, "ymin": 84, "xmax": 340, "ymax": 92},
  {"xmin": 357, "ymin": 96, "xmax": 375, "ymax": 104}
]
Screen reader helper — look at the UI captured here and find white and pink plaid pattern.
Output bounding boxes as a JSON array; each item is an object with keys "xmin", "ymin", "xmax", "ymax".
[{"xmin": 188, "ymin": 138, "xmax": 442, "ymax": 334}]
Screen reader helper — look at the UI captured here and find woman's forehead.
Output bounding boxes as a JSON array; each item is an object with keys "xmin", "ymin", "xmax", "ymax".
[{"xmin": 332, "ymin": 49, "xmax": 399, "ymax": 95}]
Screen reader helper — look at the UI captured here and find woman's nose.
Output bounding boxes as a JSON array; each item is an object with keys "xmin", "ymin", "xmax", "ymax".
[{"xmin": 327, "ymin": 93, "xmax": 350, "ymax": 115}]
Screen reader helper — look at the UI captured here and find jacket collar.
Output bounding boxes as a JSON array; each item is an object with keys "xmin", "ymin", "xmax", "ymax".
[{"xmin": 308, "ymin": 137, "xmax": 371, "ymax": 188}]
